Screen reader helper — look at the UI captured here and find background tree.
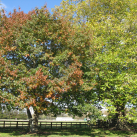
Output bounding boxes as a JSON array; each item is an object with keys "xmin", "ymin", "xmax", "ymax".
[
  {"xmin": 54, "ymin": 0, "xmax": 137, "ymax": 129},
  {"xmin": 73, "ymin": 103, "xmax": 103, "ymax": 125}
]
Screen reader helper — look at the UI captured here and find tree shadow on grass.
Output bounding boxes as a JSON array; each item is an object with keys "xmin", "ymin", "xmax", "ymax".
[
  {"xmin": 0, "ymin": 127, "xmax": 29, "ymax": 136},
  {"xmin": 0, "ymin": 126, "xmax": 136, "ymax": 137}
]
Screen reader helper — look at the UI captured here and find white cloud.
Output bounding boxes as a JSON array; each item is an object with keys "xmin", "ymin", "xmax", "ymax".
[{"xmin": 0, "ymin": 2, "xmax": 7, "ymax": 9}]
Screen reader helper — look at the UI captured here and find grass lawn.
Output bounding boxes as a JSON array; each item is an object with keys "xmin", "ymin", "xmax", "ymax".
[{"xmin": 0, "ymin": 127, "xmax": 137, "ymax": 137}]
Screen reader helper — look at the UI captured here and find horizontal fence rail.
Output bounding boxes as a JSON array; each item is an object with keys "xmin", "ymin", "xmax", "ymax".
[
  {"xmin": 0, "ymin": 120, "xmax": 89, "ymax": 129},
  {"xmin": 39, "ymin": 121, "xmax": 88, "ymax": 129},
  {"xmin": 0, "ymin": 120, "xmax": 29, "ymax": 128},
  {"xmin": 0, "ymin": 120, "xmax": 129, "ymax": 129}
]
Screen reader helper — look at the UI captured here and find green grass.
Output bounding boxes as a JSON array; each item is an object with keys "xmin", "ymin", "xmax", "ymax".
[{"xmin": 0, "ymin": 127, "xmax": 137, "ymax": 137}]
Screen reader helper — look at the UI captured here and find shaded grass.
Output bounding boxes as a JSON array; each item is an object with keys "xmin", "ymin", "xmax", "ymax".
[{"xmin": 0, "ymin": 126, "xmax": 137, "ymax": 137}]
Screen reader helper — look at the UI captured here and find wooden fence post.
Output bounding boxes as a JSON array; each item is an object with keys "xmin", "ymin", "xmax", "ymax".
[
  {"xmin": 40, "ymin": 122, "xmax": 41, "ymax": 128},
  {"xmin": 61, "ymin": 122, "xmax": 62, "ymax": 129},
  {"xmin": 16, "ymin": 121, "xmax": 18, "ymax": 128},
  {"xmin": 3, "ymin": 121, "xmax": 5, "ymax": 128},
  {"xmin": 51, "ymin": 122, "xmax": 52, "ymax": 129},
  {"xmin": 28, "ymin": 120, "xmax": 30, "ymax": 129}
]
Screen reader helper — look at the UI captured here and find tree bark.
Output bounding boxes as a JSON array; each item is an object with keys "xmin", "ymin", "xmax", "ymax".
[
  {"xmin": 27, "ymin": 107, "xmax": 39, "ymax": 132},
  {"xmin": 111, "ymin": 105, "xmax": 129, "ymax": 130},
  {"xmin": 33, "ymin": 109, "xmax": 38, "ymax": 132},
  {"xmin": 27, "ymin": 108, "xmax": 33, "ymax": 132}
]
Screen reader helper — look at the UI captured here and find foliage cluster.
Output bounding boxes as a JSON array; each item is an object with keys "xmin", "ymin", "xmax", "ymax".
[{"xmin": 53, "ymin": 0, "xmax": 137, "ymax": 129}]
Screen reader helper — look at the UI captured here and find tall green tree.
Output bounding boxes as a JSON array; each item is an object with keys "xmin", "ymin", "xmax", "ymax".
[
  {"xmin": 0, "ymin": 5, "xmax": 92, "ymax": 131},
  {"xmin": 54, "ymin": 0, "xmax": 137, "ymax": 129}
]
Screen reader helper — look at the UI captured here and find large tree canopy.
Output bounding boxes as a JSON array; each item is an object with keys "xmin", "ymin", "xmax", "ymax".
[
  {"xmin": 0, "ymin": 5, "xmax": 93, "ymax": 123},
  {"xmin": 54, "ymin": 0, "xmax": 137, "ymax": 129}
]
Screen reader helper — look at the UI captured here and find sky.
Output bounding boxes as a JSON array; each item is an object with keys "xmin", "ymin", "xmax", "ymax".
[{"xmin": 0, "ymin": 0, "xmax": 63, "ymax": 14}]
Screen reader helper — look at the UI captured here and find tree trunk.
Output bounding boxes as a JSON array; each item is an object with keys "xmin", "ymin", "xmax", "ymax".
[
  {"xmin": 27, "ymin": 107, "xmax": 39, "ymax": 132},
  {"xmin": 27, "ymin": 108, "xmax": 33, "ymax": 132},
  {"xmin": 33, "ymin": 109, "xmax": 39, "ymax": 132},
  {"xmin": 111, "ymin": 105, "xmax": 130, "ymax": 130}
]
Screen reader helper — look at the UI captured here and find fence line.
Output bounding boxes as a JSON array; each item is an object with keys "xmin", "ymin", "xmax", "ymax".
[
  {"xmin": 0, "ymin": 120, "xmax": 89, "ymax": 129},
  {"xmin": 39, "ymin": 121, "xmax": 89, "ymax": 129}
]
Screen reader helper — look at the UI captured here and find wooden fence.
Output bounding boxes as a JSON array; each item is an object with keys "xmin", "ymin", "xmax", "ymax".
[{"xmin": 0, "ymin": 120, "xmax": 89, "ymax": 129}]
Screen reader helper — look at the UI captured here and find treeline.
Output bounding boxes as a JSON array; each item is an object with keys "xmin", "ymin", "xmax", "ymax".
[{"xmin": 0, "ymin": 110, "xmax": 27, "ymax": 119}]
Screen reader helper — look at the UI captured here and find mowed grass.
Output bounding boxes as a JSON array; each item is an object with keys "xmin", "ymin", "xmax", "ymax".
[{"xmin": 0, "ymin": 127, "xmax": 137, "ymax": 137}]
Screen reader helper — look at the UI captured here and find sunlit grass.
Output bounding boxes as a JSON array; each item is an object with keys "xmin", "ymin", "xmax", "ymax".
[{"xmin": 0, "ymin": 127, "xmax": 136, "ymax": 137}]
